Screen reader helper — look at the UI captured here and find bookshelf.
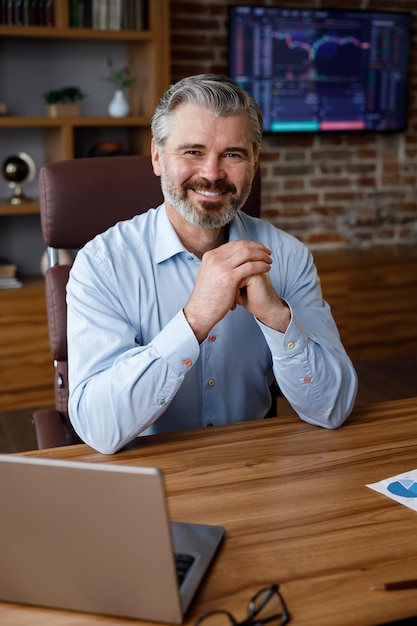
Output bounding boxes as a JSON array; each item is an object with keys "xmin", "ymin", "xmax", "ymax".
[
  {"xmin": 0, "ymin": 0, "xmax": 169, "ymax": 204},
  {"xmin": 0, "ymin": 0, "xmax": 170, "ymax": 411}
]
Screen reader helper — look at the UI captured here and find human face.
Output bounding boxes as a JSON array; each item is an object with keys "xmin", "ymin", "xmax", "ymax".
[{"xmin": 152, "ymin": 103, "xmax": 258, "ymax": 229}]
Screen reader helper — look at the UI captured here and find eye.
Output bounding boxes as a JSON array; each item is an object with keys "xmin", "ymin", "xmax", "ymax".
[{"xmin": 224, "ymin": 152, "xmax": 244, "ymax": 160}]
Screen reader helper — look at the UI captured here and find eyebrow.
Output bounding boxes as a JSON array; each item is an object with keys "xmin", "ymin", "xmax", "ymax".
[
  {"xmin": 176, "ymin": 143, "xmax": 205, "ymax": 152},
  {"xmin": 177, "ymin": 143, "xmax": 251, "ymax": 157}
]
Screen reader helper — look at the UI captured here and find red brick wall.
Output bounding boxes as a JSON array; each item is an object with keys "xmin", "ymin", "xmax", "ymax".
[{"xmin": 170, "ymin": 0, "xmax": 417, "ymax": 250}]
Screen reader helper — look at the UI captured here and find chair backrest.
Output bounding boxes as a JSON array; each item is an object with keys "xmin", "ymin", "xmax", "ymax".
[{"xmin": 36, "ymin": 155, "xmax": 261, "ymax": 447}]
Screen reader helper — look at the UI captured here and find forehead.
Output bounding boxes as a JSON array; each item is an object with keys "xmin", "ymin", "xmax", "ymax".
[{"xmin": 166, "ymin": 102, "xmax": 254, "ymax": 151}]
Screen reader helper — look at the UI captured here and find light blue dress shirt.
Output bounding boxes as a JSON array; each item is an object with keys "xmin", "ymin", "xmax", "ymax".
[{"xmin": 67, "ymin": 205, "xmax": 357, "ymax": 453}]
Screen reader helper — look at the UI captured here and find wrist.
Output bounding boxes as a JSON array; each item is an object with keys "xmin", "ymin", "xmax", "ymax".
[
  {"xmin": 183, "ymin": 307, "xmax": 209, "ymax": 344},
  {"xmin": 259, "ymin": 300, "xmax": 291, "ymax": 333}
]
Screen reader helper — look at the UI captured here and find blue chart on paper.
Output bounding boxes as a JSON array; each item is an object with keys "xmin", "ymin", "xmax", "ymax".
[{"xmin": 387, "ymin": 479, "xmax": 417, "ymax": 498}]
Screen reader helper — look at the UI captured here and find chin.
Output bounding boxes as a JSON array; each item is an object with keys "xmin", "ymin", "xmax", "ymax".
[
  {"xmin": 199, "ymin": 200, "xmax": 226, "ymax": 213},
  {"xmin": 195, "ymin": 207, "xmax": 237, "ymax": 229}
]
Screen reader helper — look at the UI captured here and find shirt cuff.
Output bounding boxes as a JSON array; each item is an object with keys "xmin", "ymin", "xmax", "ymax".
[
  {"xmin": 152, "ymin": 309, "xmax": 200, "ymax": 374},
  {"xmin": 256, "ymin": 308, "xmax": 308, "ymax": 357}
]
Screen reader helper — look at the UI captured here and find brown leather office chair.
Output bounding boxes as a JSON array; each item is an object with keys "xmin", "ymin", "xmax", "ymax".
[{"xmin": 33, "ymin": 155, "xmax": 262, "ymax": 448}]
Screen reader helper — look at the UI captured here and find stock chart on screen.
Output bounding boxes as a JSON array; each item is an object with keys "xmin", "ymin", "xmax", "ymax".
[{"xmin": 229, "ymin": 6, "xmax": 411, "ymax": 133}]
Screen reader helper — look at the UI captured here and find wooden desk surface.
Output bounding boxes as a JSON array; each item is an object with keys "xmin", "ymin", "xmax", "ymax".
[{"xmin": 3, "ymin": 397, "xmax": 417, "ymax": 626}]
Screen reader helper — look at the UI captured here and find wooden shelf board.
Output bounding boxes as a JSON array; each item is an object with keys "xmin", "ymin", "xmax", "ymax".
[
  {"xmin": 0, "ymin": 116, "xmax": 151, "ymax": 128},
  {"xmin": 0, "ymin": 26, "xmax": 152, "ymax": 41},
  {"xmin": 0, "ymin": 201, "xmax": 39, "ymax": 216}
]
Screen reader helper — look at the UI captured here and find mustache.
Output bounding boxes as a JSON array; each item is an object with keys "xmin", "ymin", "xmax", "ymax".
[{"xmin": 183, "ymin": 177, "xmax": 237, "ymax": 194}]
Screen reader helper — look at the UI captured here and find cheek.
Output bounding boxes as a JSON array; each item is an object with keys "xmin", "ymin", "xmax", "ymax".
[
  {"xmin": 169, "ymin": 162, "xmax": 196, "ymax": 186},
  {"xmin": 232, "ymin": 168, "xmax": 254, "ymax": 193}
]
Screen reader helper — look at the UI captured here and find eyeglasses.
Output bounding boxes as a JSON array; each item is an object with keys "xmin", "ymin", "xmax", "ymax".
[{"xmin": 194, "ymin": 584, "xmax": 291, "ymax": 626}]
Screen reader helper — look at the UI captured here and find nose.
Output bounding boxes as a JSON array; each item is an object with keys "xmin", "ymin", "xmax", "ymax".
[{"xmin": 198, "ymin": 155, "xmax": 226, "ymax": 181}]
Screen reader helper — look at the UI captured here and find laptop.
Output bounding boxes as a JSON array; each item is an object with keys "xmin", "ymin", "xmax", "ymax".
[{"xmin": 0, "ymin": 454, "xmax": 224, "ymax": 623}]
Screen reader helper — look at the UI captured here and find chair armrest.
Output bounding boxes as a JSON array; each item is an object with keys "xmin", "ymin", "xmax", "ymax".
[{"xmin": 32, "ymin": 409, "xmax": 70, "ymax": 449}]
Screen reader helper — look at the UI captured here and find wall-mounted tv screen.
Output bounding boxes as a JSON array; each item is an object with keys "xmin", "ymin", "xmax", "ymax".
[{"xmin": 228, "ymin": 5, "xmax": 411, "ymax": 133}]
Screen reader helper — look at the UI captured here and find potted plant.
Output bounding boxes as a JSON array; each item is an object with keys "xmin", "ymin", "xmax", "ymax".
[
  {"xmin": 101, "ymin": 58, "xmax": 137, "ymax": 117},
  {"xmin": 101, "ymin": 57, "xmax": 137, "ymax": 90},
  {"xmin": 43, "ymin": 86, "xmax": 86, "ymax": 117}
]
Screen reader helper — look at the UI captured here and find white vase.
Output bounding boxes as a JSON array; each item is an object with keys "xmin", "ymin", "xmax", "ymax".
[{"xmin": 108, "ymin": 89, "xmax": 130, "ymax": 118}]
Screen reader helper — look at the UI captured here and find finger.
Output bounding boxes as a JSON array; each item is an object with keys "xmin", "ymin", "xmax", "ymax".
[{"xmin": 203, "ymin": 240, "xmax": 272, "ymax": 267}]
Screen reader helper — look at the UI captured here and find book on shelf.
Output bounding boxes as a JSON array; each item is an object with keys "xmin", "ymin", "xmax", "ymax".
[
  {"xmin": 108, "ymin": 0, "xmax": 122, "ymax": 31},
  {"xmin": 77, "ymin": 0, "xmax": 119, "ymax": 30},
  {"xmin": 88, "ymin": 0, "xmax": 146, "ymax": 31},
  {"xmin": 0, "ymin": 0, "xmax": 148, "ymax": 32},
  {"xmin": 0, "ymin": 0, "xmax": 54, "ymax": 27},
  {"xmin": 0, "ymin": 276, "xmax": 23, "ymax": 289}
]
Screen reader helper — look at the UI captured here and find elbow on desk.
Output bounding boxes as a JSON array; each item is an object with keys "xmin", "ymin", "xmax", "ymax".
[
  {"xmin": 94, "ymin": 443, "xmax": 125, "ymax": 455},
  {"xmin": 74, "ymin": 429, "xmax": 128, "ymax": 455},
  {"xmin": 297, "ymin": 371, "xmax": 358, "ymax": 430},
  {"xmin": 68, "ymin": 385, "xmax": 138, "ymax": 454},
  {"xmin": 69, "ymin": 408, "xmax": 126, "ymax": 455},
  {"xmin": 321, "ymin": 358, "xmax": 359, "ymax": 429},
  {"xmin": 299, "ymin": 406, "xmax": 352, "ymax": 430}
]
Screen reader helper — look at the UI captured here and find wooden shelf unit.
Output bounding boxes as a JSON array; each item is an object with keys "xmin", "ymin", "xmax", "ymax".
[
  {"xmin": 0, "ymin": 0, "xmax": 169, "ymax": 177},
  {"xmin": 0, "ymin": 0, "xmax": 170, "ymax": 411}
]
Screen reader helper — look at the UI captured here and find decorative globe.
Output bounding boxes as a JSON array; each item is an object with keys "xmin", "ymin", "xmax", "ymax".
[
  {"xmin": 1, "ymin": 152, "xmax": 36, "ymax": 204},
  {"xmin": 2, "ymin": 155, "xmax": 30, "ymax": 183}
]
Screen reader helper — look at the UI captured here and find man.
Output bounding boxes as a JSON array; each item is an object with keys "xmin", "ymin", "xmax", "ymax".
[{"xmin": 67, "ymin": 74, "xmax": 358, "ymax": 454}]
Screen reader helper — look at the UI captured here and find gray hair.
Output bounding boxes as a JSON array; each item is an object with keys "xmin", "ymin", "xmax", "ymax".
[{"xmin": 151, "ymin": 74, "xmax": 263, "ymax": 154}]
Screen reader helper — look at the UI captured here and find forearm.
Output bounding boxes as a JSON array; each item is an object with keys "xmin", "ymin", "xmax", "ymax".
[
  {"xmin": 69, "ymin": 354, "xmax": 183, "ymax": 454},
  {"xmin": 258, "ymin": 306, "xmax": 358, "ymax": 428},
  {"xmin": 68, "ymin": 311, "xmax": 199, "ymax": 454}
]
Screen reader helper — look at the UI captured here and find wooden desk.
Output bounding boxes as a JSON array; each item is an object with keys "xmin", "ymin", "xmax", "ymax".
[{"xmin": 3, "ymin": 397, "xmax": 417, "ymax": 626}]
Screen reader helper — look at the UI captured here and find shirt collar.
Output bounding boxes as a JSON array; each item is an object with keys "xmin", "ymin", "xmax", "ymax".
[
  {"xmin": 229, "ymin": 211, "xmax": 248, "ymax": 241},
  {"xmin": 154, "ymin": 204, "xmax": 188, "ymax": 264}
]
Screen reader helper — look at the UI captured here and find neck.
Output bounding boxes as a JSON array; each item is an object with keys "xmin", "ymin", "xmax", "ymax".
[
  {"xmin": 181, "ymin": 225, "xmax": 229, "ymax": 259},
  {"xmin": 191, "ymin": 228, "xmax": 229, "ymax": 258},
  {"xmin": 166, "ymin": 205, "xmax": 230, "ymax": 258}
]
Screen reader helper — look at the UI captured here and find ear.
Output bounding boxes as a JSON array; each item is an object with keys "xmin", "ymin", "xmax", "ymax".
[{"xmin": 151, "ymin": 138, "xmax": 162, "ymax": 176}]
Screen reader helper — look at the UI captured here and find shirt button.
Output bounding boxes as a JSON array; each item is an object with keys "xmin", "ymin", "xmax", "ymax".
[
  {"xmin": 287, "ymin": 341, "xmax": 295, "ymax": 349},
  {"xmin": 187, "ymin": 255, "xmax": 194, "ymax": 261},
  {"xmin": 208, "ymin": 335, "xmax": 216, "ymax": 342},
  {"xmin": 206, "ymin": 422, "xmax": 214, "ymax": 427},
  {"xmin": 208, "ymin": 379, "xmax": 215, "ymax": 387},
  {"xmin": 159, "ymin": 398, "xmax": 166, "ymax": 406},
  {"xmin": 304, "ymin": 377, "xmax": 311, "ymax": 384},
  {"xmin": 184, "ymin": 359, "xmax": 193, "ymax": 367}
]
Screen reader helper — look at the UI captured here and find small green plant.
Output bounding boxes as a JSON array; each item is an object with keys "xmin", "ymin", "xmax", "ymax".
[
  {"xmin": 101, "ymin": 58, "xmax": 137, "ymax": 90},
  {"xmin": 43, "ymin": 86, "xmax": 86, "ymax": 104}
]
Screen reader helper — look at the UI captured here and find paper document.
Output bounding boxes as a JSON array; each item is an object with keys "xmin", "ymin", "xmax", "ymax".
[{"xmin": 367, "ymin": 469, "xmax": 417, "ymax": 512}]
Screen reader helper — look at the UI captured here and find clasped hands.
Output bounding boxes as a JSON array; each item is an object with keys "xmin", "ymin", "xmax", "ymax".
[{"xmin": 184, "ymin": 240, "xmax": 290, "ymax": 343}]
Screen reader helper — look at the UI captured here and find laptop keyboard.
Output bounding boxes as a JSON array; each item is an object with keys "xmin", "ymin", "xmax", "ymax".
[{"xmin": 175, "ymin": 553, "xmax": 195, "ymax": 586}]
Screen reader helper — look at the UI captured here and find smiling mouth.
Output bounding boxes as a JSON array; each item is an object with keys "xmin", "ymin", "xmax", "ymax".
[
  {"xmin": 185, "ymin": 179, "xmax": 237, "ymax": 200},
  {"xmin": 193, "ymin": 188, "xmax": 227, "ymax": 198}
]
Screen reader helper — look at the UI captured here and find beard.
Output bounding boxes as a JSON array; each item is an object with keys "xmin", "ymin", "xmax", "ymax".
[{"xmin": 159, "ymin": 159, "xmax": 253, "ymax": 229}]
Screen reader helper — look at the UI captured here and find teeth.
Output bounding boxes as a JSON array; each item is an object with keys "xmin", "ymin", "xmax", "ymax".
[{"xmin": 195, "ymin": 189, "xmax": 222, "ymax": 197}]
